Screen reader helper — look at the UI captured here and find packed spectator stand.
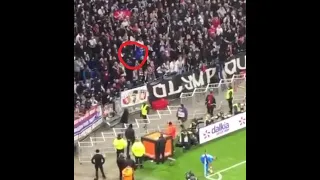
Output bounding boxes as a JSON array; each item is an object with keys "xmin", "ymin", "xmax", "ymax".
[{"xmin": 74, "ymin": 0, "xmax": 246, "ymax": 120}]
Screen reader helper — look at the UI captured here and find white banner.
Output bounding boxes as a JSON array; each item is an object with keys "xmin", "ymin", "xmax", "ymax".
[
  {"xmin": 120, "ymin": 86, "xmax": 149, "ymax": 107},
  {"xmin": 199, "ymin": 112, "xmax": 246, "ymax": 144},
  {"xmin": 74, "ymin": 105, "xmax": 103, "ymax": 141}
]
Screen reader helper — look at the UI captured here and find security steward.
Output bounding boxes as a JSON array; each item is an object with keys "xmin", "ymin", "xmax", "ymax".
[
  {"xmin": 113, "ymin": 134, "xmax": 127, "ymax": 158},
  {"xmin": 206, "ymin": 91, "xmax": 216, "ymax": 117},
  {"xmin": 125, "ymin": 124, "xmax": 136, "ymax": 157},
  {"xmin": 91, "ymin": 149, "xmax": 106, "ymax": 180},
  {"xmin": 155, "ymin": 133, "xmax": 166, "ymax": 164},
  {"xmin": 122, "ymin": 165, "xmax": 134, "ymax": 180},
  {"xmin": 140, "ymin": 102, "xmax": 150, "ymax": 128},
  {"xmin": 116, "ymin": 153, "xmax": 126, "ymax": 180},
  {"xmin": 233, "ymin": 103, "xmax": 241, "ymax": 115},
  {"xmin": 131, "ymin": 139, "xmax": 146, "ymax": 169},
  {"xmin": 225, "ymin": 85, "xmax": 234, "ymax": 114}
]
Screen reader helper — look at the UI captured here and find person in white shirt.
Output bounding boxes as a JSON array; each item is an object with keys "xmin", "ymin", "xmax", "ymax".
[
  {"xmin": 216, "ymin": 25, "xmax": 223, "ymax": 36},
  {"xmin": 98, "ymin": 7, "xmax": 105, "ymax": 16},
  {"xmin": 74, "ymin": 80, "xmax": 78, "ymax": 94},
  {"xmin": 169, "ymin": 60, "xmax": 176, "ymax": 73},
  {"xmin": 175, "ymin": 59, "xmax": 181, "ymax": 74},
  {"xmin": 89, "ymin": 37, "xmax": 97, "ymax": 48},
  {"xmin": 163, "ymin": 61, "xmax": 170, "ymax": 75},
  {"xmin": 121, "ymin": 19, "xmax": 129, "ymax": 28},
  {"xmin": 91, "ymin": 97, "xmax": 98, "ymax": 106},
  {"xmin": 156, "ymin": 66, "xmax": 164, "ymax": 78},
  {"xmin": 217, "ymin": 6, "xmax": 226, "ymax": 17},
  {"xmin": 177, "ymin": 56, "xmax": 185, "ymax": 74},
  {"xmin": 75, "ymin": 33, "xmax": 84, "ymax": 44}
]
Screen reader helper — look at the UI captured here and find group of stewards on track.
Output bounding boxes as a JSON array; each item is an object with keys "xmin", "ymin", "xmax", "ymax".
[{"xmin": 112, "ymin": 131, "xmax": 146, "ymax": 180}]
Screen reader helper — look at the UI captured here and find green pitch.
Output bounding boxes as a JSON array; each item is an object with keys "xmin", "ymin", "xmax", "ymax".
[{"xmin": 135, "ymin": 130, "xmax": 246, "ymax": 180}]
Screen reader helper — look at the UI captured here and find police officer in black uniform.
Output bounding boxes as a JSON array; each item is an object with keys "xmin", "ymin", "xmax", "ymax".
[
  {"xmin": 116, "ymin": 153, "xmax": 126, "ymax": 180},
  {"xmin": 155, "ymin": 133, "xmax": 166, "ymax": 164},
  {"xmin": 125, "ymin": 124, "xmax": 135, "ymax": 157},
  {"xmin": 91, "ymin": 149, "xmax": 106, "ymax": 180}
]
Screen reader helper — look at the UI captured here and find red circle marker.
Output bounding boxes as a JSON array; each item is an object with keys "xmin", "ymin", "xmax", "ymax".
[{"xmin": 117, "ymin": 41, "xmax": 149, "ymax": 71}]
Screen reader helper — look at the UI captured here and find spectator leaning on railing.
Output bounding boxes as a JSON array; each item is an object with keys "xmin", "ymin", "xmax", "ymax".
[{"xmin": 74, "ymin": 0, "xmax": 246, "ymax": 119}]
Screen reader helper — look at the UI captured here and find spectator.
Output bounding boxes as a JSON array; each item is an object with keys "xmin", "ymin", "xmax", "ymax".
[
  {"xmin": 120, "ymin": 108, "xmax": 129, "ymax": 128},
  {"xmin": 74, "ymin": 0, "xmax": 246, "ymax": 120}
]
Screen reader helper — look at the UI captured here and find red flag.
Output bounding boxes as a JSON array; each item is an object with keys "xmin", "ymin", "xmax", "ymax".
[{"xmin": 113, "ymin": 10, "xmax": 132, "ymax": 20}]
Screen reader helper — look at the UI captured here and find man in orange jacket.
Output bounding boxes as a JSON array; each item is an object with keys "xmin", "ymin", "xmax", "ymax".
[
  {"xmin": 122, "ymin": 166, "xmax": 134, "ymax": 180},
  {"xmin": 166, "ymin": 122, "xmax": 176, "ymax": 139}
]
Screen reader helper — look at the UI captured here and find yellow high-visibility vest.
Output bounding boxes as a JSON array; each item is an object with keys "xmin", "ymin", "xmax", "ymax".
[
  {"xmin": 141, "ymin": 104, "xmax": 149, "ymax": 116},
  {"xmin": 113, "ymin": 138, "xmax": 127, "ymax": 150},
  {"xmin": 131, "ymin": 142, "xmax": 145, "ymax": 157},
  {"xmin": 225, "ymin": 89, "xmax": 234, "ymax": 100}
]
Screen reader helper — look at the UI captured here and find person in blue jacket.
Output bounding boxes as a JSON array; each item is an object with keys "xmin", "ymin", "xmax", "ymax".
[{"xmin": 200, "ymin": 151, "xmax": 217, "ymax": 176}]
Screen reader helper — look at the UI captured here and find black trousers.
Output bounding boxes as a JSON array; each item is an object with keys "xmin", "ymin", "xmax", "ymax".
[
  {"xmin": 207, "ymin": 106, "xmax": 214, "ymax": 116},
  {"xmin": 142, "ymin": 114, "xmax": 148, "ymax": 128},
  {"xmin": 155, "ymin": 149, "xmax": 165, "ymax": 164},
  {"xmin": 227, "ymin": 99, "xmax": 233, "ymax": 114},
  {"xmin": 118, "ymin": 169, "xmax": 123, "ymax": 180},
  {"xmin": 134, "ymin": 156, "xmax": 144, "ymax": 168},
  {"xmin": 126, "ymin": 139, "xmax": 135, "ymax": 157},
  {"xmin": 94, "ymin": 165, "xmax": 106, "ymax": 180},
  {"xmin": 116, "ymin": 149, "xmax": 124, "ymax": 158}
]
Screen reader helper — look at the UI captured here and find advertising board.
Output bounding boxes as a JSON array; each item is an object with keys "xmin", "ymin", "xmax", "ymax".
[{"xmin": 199, "ymin": 112, "xmax": 246, "ymax": 144}]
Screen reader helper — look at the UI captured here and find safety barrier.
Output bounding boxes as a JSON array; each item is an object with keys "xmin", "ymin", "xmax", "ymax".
[{"xmin": 77, "ymin": 131, "xmax": 116, "ymax": 163}]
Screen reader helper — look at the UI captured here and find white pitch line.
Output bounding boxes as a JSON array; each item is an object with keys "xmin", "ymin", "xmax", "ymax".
[{"xmin": 207, "ymin": 160, "xmax": 246, "ymax": 178}]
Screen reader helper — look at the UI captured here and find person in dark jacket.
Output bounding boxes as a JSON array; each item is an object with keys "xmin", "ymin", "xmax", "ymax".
[
  {"xmin": 91, "ymin": 149, "xmax": 106, "ymax": 180},
  {"xmin": 117, "ymin": 153, "xmax": 127, "ymax": 180},
  {"xmin": 120, "ymin": 108, "xmax": 129, "ymax": 128},
  {"xmin": 155, "ymin": 133, "xmax": 166, "ymax": 164},
  {"xmin": 125, "ymin": 155, "xmax": 136, "ymax": 170},
  {"xmin": 205, "ymin": 91, "xmax": 216, "ymax": 117},
  {"xmin": 125, "ymin": 124, "xmax": 135, "ymax": 157}
]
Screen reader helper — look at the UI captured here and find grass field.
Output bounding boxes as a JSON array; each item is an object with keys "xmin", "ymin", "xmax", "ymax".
[{"xmin": 135, "ymin": 129, "xmax": 246, "ymax": 180}]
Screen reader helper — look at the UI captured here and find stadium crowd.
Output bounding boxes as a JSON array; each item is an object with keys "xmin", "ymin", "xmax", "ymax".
[{"xmin": 74, "ymin": 0, "xmax": 246, "ymax": 119}]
